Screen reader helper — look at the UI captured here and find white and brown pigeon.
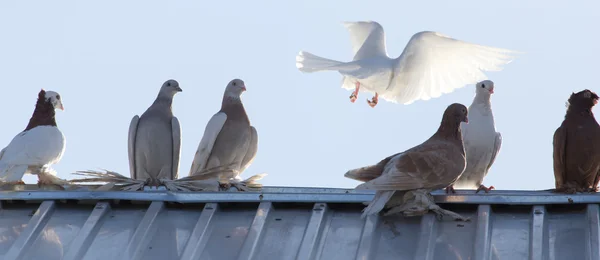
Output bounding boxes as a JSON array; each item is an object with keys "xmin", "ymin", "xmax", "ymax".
[
  {"xmin": 128, "ymin": 79, "xmax": 182, "ymax": 185},
  {"xmin": 453, "ymin": 80, "xmax": 502, "ymax": 193},
  {"xmin": 296, "ymin": 21, "xmax": 517, "ymax": 108},
  {"xmin": 189, "ymin": 78, "xmax": 264, "ymax": 191},
  {"xmin": 345, "ymin": 103, "xmax": 469, "ymax": 219},
  {"xmin": 0, "ymin": 89, "xmax": 66, "ymax": 186}
]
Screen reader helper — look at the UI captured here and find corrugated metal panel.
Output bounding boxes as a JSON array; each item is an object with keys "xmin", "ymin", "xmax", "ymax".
[{"xmin": 0, "ymin": 187, "xmax": 599, "ymax": 260}]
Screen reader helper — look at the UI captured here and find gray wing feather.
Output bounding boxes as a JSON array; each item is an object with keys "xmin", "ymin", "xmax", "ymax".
[
  {"xmin": 240, "ymin": 126, "xmax": 258, "ymax": 173},
  {"xmin": 171, "ymin": 117, "xmax": 181, "ymax": 180},
  {"xmin": 128, "ymin": 115, "xmax": 140, "ymax": 179},
  {"xmin": 486, "ymin": 132, "xmax": 502, "ymax": 172}
]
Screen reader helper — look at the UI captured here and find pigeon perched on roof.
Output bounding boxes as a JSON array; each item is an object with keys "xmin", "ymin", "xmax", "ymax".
[
  {"xmin": 345, "ymin": 103, "xmax": 468, "ymax": 219},
  {"xmin": 189, "ymin": 79, "xmax": 265, "ymax": 191},
  {"xmin": 553, "ymin": 89, "xmax": 600, "ymax": 193},
  {"xmin": 453, "ymin": 80, "xmax": 502, "ymax": 193},
  {"xmin": 296, "ymin": 21, "xmax": 517, "ymax": 108},
  {"xmin": 128, "ymin": 79, "xmax": 182, "ymax": 185},
  {"xmin": 0, "ymin": 89, "xmax": 66, "ymax": 186}
]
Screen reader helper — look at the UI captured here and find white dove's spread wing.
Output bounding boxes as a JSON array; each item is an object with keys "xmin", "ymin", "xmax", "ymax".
[
  {"xmin": 487, "ymin": 132, "xmax": 502, "ymax": 171},
  {"xmin": 171, "ymin": 117, "xmax": 182, "ymax": 180},
  {"xmin": 342, "ymin": 21, "xmax": 387, "ymax": 60},
  {"xmin": 240, "ymin": 126, "xmax": 258, "ymax": 174},
  {"xmin": 384, "ymin": 31, "xmax": 518, "ymax": 105},
  {"xmin": 189, "ymin": 112, "xmax": 227, "ymax": 176},
  {"xmin": 128, "ymin": 115, "xmax": 140, "ymax": 179}
]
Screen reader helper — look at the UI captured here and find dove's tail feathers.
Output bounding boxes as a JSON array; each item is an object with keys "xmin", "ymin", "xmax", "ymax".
[
  {"xmin": 344, "ymin": 165, "xmax": 384, "ymax": 183},
  {"xmin": 0, "ymin": 164, "xmax": 27, "ymax": 182},
  {"xmin": 361, "ymin": 190, "xmax": 395, "ymax": 219},
  {"xmin": 296, "ymin": 51, "xmax": 350, "ymax": 73}
]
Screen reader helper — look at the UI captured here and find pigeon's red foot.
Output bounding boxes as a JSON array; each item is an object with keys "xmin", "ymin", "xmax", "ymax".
[
  {"xmin": 367, "ymin": 93, "xmax": 379, "ymax": 108},
  {"xmin": 349, "ymin": 93, "xmax": 358, "ymax": 103},
  {"xmin": 476, "ymin": 185, "xmax": 495, "ymax": 193},
  {"xmin": 219, "ymin": 183, "xmax": 232, "ymax": 190},
  {"xmin": 445, "ymin": 185, "xmax": 456, "ymax": 194}
]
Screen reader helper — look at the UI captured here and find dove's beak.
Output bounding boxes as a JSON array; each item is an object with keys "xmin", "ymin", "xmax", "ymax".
[
  {"xmin": 464, "ymin": 116, "xmax": 469, "ymax": 124},
  {"xmin": 489, "ymin": 89, "xmax": 494, "ymax": 94},
  {"xmin": 176, "ymin": 86, "xmax": 183, "ymax": 92},
  {"xmin": 241, "ymin": 85, "xmax": 247, "ymax": 92}
]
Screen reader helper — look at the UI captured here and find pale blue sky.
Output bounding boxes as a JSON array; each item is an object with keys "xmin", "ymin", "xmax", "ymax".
[{"xmin": 0, "ymin": 1, "xmax": 598, "ymax": 190}]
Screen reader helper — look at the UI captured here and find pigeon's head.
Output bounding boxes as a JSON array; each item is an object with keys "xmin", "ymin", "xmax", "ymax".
[
  {"xmin": 568, "ymin": 89, "xmax": 599, "ymax": 109},
  {"xmin": 476, "ymin": 80, "xmax": 495, "ymax": 95},
  {"xmin": 224, "ymin": 78, "xmax": 247, "ymax": 98},
  {"xmin": 444, "ymin": 103, "xmax": 469, "ymax": 124},
  {"xmin": 160, "ymin": 79, "xmax": 182, "ymax": 96},
  {"xmin": 40, "ymin": 90, "xmax": 64, "ymax": 111}
]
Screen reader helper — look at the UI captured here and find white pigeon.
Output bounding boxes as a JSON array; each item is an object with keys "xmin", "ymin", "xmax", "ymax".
[
  {"xmin": 189, "ymin": 79, "xmax": 265, "ymax": 191},
  {"xmin": 0, "ymin": 89, "xmax": 65, "ymax": 185},
  {"xmin": 452, "ymin": 80, "xmax": 502, "ymax": 193},
  {"xmin": 296, "ymin": 21, "xmax": 518, "ymax": 107}
]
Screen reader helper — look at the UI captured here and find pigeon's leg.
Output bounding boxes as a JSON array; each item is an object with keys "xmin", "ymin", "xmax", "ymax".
[
  {"xmin": 349, "ymin": 82, "xmax": 360, "ymax": 103},
  {"xmin": 445, "ymin": 185, "xmax": 456, "ymax": 194},
  {"xmin": 367, "ymin": 93, "xmax": 379, "ymax": 108},
  {"xmin": 219, "ymin": 182, "xmax": 232, "ymax": 191},
  {"xmin": 475, "ymin": 185, "xmax": 495, "ymax": 193}
]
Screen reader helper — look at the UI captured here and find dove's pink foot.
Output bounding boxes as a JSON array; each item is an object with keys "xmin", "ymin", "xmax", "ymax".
[
  {"xmin": 367, "ymin": 93, "xmax": 379, "ymax": 108},
  {"xmin": 475, "ymin": 185, "xmax": 495, "ymax": 193},
  {"xmin": 349, "ymin": 82, "xmax": 360, "ymax": 103},
  {"xmin": 445, "ymin": 185, "xmax": 456, "ymax": 194}
]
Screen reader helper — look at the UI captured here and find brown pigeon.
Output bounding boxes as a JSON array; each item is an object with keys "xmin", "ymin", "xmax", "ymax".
[
  {"xmin": 189, "ymin": 79, "xmax": 264, "ymax": 191},
  {"xmin": 553, "ymin": 89, "xmax": 600, "ymax": 193},
  {"xmin": 345, "ymin": 103, "xmax": 468, "ymax": 218}
]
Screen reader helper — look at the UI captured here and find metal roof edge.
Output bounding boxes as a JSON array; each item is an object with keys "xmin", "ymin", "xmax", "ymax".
[{"xmin": 0, "ymin": 186, "xmax": 591, "ymax": 205}]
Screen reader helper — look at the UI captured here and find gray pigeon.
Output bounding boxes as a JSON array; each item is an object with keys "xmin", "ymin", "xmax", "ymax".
[
  {"xmin": 189, "ymin": 78, "xmax": 261, "ymax": 190},
  {"xmin": 453, "ymin": 80, "xmax": 502, "ymax": 193},
  {"xmin": 345, "ymin": 103, "xmax": 468, "ymax": 219},
  {"xmin": 128, "ymin": 79, "xmax": 182, "ymax": 184}
]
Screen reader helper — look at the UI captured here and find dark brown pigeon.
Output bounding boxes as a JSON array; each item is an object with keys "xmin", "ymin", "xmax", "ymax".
[
  {"xmin": 553, "ymin": 89, "xmax": 600, "ymax": 193},
  {"xmin": 345, "ymin": 103, "xmax": 468, "ymax": 218}
]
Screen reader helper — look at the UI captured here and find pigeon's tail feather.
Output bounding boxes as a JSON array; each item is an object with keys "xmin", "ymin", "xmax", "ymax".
[
  {"xmin": 296, "ymin": 51, "xmax": 350, "ymax": 73},
  {"xmin": 361, "ymin": 190, "xmax": 395, "ymax": 219},
  {"xmin": 0, "ymin": 164, "xmax": 27, "ymax": 182},
  {"xmin": 344, "ymin": 165, "xmax": 383, "ymax": 183}
]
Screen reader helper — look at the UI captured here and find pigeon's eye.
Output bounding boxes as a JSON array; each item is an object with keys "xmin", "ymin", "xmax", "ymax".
[
  {"xmin": 167, "ymin": 83, "xmax": 171, "ymax": 87},
  {"xmin": 481, "ymin": 84, "xmax": 485, "ymax": 88},
  {"xmin": 56, "ymin": 95, "xmax": 60, "ymax": 100},
  {"xmin": 233, "ymin": 82, "xmax": 237, "ymax": 86}
]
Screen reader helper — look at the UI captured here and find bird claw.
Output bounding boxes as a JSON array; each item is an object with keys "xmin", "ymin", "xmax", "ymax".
[
  {"xmin": 367, "ymin": 97, "xmax": 378, "ymax": 108},
  {"xmin": 219, "ymin": 182, "xmax": 232, "ymax": 191},
  {"xmin": 475, "ymin": 185, "xmax": 495, "ymax": 193},
  {"xmin": 349, "ymin": 93, "xmax": 358, "ymax": 103},
  {"xmin": 445, "ymin": 185, "xmax": 456, "ymax": 194}
]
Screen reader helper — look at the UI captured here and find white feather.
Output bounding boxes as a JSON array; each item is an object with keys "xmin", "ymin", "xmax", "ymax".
[
  {"xmin": 296, "ymin": 21, "xmax": 518, "ymax": 105},
  {"xmin": 0, "ymin": 126, "xmax": 65, "ymax": 182},
  {"xmin": 189, "ymin": 112, "xmax": 227, "ymax": 175}
]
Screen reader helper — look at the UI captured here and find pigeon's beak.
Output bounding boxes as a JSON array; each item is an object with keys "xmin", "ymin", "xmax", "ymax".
[
  {"xmin": 176, "ymin": 86, "xmax": 183, "ymax": 92},
  {"xmin": 464, "ymin": 116, "xmax": 469, "ymax": 124},
  {"xmin": 57, "ymin": 102, "xmax": 64, "ymax": 111},
  {"xmin": 241, "ymin": 85, "xmax": 247, "ymax": 92},
  {"xmin": 489, "ymin": 89, "xmax": 494, "ymax": 94}
]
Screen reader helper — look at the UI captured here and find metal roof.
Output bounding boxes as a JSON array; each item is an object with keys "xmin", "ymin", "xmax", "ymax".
[{"xmin": 0, "ymin": 186, "xmax": 598, "ymax": 260}]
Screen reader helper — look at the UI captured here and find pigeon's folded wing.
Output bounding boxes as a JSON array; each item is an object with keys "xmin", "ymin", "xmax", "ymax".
[
  {"xmin": 356, "ymin": 151, "xmax": 450, "ymax": 191},
  {"xmin": 342, "ymin": 21, "xmax": 386, "ymax": 60},
  {"xmin": 553, "ymin": 126, "xmax": 567, "ymax": 187},
  {"xmin": 171, "ymin": 117, "xmax": 181, "ymax": 179},
  {"xmin": 0, "ymin": 127, "xmax": 63, "ymax": 165},
  {"xmin": 487, "ymin": 132, "xmax": 502, "ymax": 171},
  {"xmin": 385, "ymin": 31, "xmax": 518, "ymax": 105},
  {"xmin": 344, "ymin": 152, "xmax": 400, "ymax": 182},
  {"xmin": 239, "ymin": 126, "xmax": 258, "ymax": 173},
  {"xmin": 189, "ymin": 112, "xmax": 227, "ymax": 175},
  {"xmin": 128, "ymin": 115, "xmax": 140, "ymax": 179}
]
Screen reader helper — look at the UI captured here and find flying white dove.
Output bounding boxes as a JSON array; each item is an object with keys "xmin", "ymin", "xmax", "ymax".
[
  {"xmin": 129, "ymin": 79, "xmax": 182, "ymax": 184},
  {"xmin": 0, "ymin": 89, "xmax": 66, "ymax": 185},
  {"xmin": 189, "ymin": 79, "xmax": 265, "ymax": 191},
  {"xmin": 296, "ymin": 21, "xmax": 518, "ymax": 107},
  {"xmin": 453, "ymin": 80, "xmax": 502, "ymax": 193}
]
